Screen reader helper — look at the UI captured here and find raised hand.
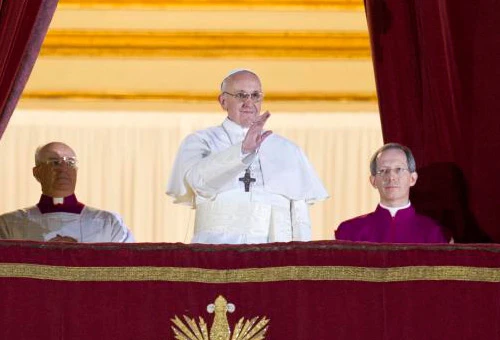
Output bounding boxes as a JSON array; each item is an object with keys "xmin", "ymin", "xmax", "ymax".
[{"xmin": 242, "ymin": 111, "xmax": 273, "ymax": 154}]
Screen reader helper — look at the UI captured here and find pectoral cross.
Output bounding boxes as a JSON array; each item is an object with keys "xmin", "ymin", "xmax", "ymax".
[{"xmin": 238, "ymin": 168, "xmax": 256, "ymax": 192}]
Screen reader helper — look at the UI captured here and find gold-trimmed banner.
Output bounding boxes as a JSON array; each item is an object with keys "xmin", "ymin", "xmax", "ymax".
[
  {"xmin": 1, "ymin": 264, "xmax": 500, "ymax": 283},
  {"xmin": 41, "ymin": 30, "xmax": 371, "ymax": 59},
  {"xmin": 58, "ymin": 0, "xmax": 364, "ymax": 10},
  {"xmin": 22, "ymin": 91, "xmax": 377, "ymax": 103}
]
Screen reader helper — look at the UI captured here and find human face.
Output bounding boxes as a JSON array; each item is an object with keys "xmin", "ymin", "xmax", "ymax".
[
  {"xmin": 33, "ymin": 142, "xmax": 78, "ymax": 198},
  {"xmin": 369, "ymin": 148, "xmax": 418, "ymax": 207},
  {"xmin": 218, "ymin": 71, "xmax": 262, "ymax": 128}
]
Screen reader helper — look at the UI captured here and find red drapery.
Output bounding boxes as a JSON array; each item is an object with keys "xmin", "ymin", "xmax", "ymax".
[
  {"xmin": 1, "ymin": 240, "xmax": 500, "ymax": 339},
  {"xmin": 365, "ymin": 0, "xmax": 500, "ymax": 242},
  {"xmin": 0, "ymin": 0, "xmax": 58, "ymax": 139}
]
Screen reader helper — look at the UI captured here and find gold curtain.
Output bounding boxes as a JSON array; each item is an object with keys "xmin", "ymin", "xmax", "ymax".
[{"xmin": 0, "ymin": 109, "xmax": 382, "ymax": 242}]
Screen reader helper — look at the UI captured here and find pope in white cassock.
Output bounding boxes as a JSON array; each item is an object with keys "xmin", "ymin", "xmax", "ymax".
[{"xmin": 167, "ymin": 69, "xmax": 328, "ymax": 244}]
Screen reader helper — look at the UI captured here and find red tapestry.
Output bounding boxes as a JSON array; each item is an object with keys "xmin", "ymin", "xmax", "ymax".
[{"xmin": 1, "ymin": 240, "xmax": 500, "ymax": 339}]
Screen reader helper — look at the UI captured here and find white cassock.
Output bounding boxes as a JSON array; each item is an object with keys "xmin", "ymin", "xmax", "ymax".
[
  {"xmin": 167, "ymin": 118, "xmax": 329, "ymax": 244},
  {"xmin": 0, "ymin": 206, "xmax": 134, "ymax": 243}
]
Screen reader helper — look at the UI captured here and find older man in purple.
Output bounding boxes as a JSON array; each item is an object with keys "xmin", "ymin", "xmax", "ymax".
[{"xmin": 335, "ymin": 143, "xmax": 448, "ymax": 243}]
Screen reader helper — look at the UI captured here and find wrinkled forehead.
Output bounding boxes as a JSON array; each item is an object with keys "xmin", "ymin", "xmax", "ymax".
[
  {"xmin": 376, "ymin": 148, "xmax": 408, "ymax": 167},
  {"xmin": 38, "ymin": 143, "xmax": 76, "ymax": 160}
]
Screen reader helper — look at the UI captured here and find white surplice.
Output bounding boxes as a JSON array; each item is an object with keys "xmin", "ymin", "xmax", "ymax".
[
  {"xmin": 167, "ymin": 118, "xmax": 328, "ymax": 244},
  {"xmin": 0, "ymin": 206, "xmax": 134, "ymax": 243}
]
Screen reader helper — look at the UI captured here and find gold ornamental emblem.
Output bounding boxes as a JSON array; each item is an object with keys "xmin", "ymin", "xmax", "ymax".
[{"xmin": 171, "ymin": 295, "xmax": 269, "ymax": 340}]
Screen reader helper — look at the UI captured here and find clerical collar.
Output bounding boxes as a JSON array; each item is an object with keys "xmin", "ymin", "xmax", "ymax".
[
  {"xmin": 379, "ymin": 201, "xmax": 411, "ymax": 217},
  {"xmin": 37, "ymin": 194, "xmax": 85, "ymax": 214},
  {"xmin": 223, "ymin": 118, "xmax": 249, "ymax": 144}
]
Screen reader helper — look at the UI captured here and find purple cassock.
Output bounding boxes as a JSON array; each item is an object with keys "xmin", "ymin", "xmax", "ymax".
[{"xmin": 335, "ymin": 205, "xmax": 448, "ymax": 243}]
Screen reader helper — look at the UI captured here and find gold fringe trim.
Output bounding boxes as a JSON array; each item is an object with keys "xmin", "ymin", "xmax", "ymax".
[
  {"xmin": 22, "ymin": 91, "xmax": 377, "ymax": 102},
  {"xmin": 41, "ymin": 30, "xmax": 371, "ymax": 59},
  {"xmin": 1, "ymin": 264, "xmax": 499, "ymax": 283},
  {"xmin": 58, "ymin": 0, "xmax": 364, "ymax": 10}
]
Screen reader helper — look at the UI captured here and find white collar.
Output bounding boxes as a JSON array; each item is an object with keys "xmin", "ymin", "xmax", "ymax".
[
  {"xmin": 379, "ymin": 201, "xmax": 411, "ymax": 217},
  {"xmin": 53, "ymin": 197, "xmax": 64, "ymax": 205},
  {"xmin": 222, "ymin": 118, "xmax": 248, "ymax": 144}
]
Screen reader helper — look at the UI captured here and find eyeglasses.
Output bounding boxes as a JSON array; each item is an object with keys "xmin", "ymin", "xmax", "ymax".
[
  {"xmin": 375, "ymin": 167, "xmax": 409, "ymax": 177},
  {"xmin": 223, "ymin": 91, "xmax": 264, "ymax": 103},
  {"xmin": 40, "ymin": 157, "xmax": 78, "ymax": 168}
]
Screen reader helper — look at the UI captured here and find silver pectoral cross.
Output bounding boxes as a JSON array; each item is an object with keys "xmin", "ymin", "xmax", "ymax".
[{"xmin": 238, "ymin": 168, "xmax": 256, "ymax": 192}]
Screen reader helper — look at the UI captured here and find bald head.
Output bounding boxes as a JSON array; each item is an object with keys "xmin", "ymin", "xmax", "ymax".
[
  {"xmin": 33, "ymin": 142, "xmax": 78, "ymax": 197},
  {"xmin": 35, "ymin": 142, "xmax": 76, "ymax": 166},
  {"xmin": 220, "ymin": 69, "xmax": 260, "ymax": 92}
]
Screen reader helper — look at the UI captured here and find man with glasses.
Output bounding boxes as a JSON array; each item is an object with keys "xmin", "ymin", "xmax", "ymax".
[
  {"xmin": 335, "ymin": 143, "xmax": 448, "ymax": 243},
  {"xmin": 167, "ymin": 69, "xmax": 328, "ymax": 244},
  {"xmin": 0, "ymin": 142, "xmax": 134, "ymax": 242}
]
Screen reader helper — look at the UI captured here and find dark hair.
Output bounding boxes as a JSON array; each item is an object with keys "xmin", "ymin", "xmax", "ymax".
[{"xmin": 369, "ymin": 143, "xmax": 416, "ymax": 175}]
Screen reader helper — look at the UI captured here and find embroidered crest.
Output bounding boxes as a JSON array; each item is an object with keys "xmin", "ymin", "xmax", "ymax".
[{"xmin": 171, "ymin": 295, "xmax": 269, "ymax": 340}]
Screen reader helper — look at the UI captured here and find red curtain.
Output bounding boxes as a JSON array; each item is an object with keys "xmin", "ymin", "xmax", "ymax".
[
  {"xmin": 0, "ymin": 0, "xmax": 58, "ymax": 139},
  {"xmin": 1, "ymin": 241, "xmax": 500, "ymax": 339},
  {"xmin": 365, "ymin": 0, "xmax": 500, "ymax": 242}
]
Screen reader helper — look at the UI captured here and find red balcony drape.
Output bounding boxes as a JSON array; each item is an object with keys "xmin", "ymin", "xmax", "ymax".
[
  {"xmin": 365, "ymin": 0, "xmax": 500, "ymax": 242},
  {"xmin": 0, "ymin": 0, "xmax": 58, "ymax": 139},
  {"xmin": 1, "ymin": 241, "xmax": 500, "ymax": 339}
]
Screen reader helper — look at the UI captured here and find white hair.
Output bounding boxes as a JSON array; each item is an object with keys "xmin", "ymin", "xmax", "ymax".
[{"xmin": 34, "ymin": 146, "xmax": 43, "ymax": 166}]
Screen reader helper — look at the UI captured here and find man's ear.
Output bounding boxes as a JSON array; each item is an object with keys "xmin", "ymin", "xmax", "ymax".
[
  {"xmin": 410, "ymin": 171, "xmax": 418, "ymax": 187},
  {"xmin": 33, "ymin": 166, "xmax": 41, "ymax": 183},
  {"xmin": 369, "ymin": 175, "xmax": 377, "ymax": 188},
  {"xmin": 218, "ymin": 93, "xmax": 227, "ymax": 110}
]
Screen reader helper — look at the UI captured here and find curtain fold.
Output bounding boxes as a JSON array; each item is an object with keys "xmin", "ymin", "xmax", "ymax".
[
  {"xmin": 365, "ymin": 0, "xmax": 500, "ymax": 242},
  {"xmin": 0, "ymin": 0, "xmax": 58, "ymax": 139}
]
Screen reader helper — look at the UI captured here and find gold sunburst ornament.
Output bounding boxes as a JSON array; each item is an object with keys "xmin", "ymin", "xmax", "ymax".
[{"xmin": 171, "ymin": 295, "xmax": 269, "ymax": 340}]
